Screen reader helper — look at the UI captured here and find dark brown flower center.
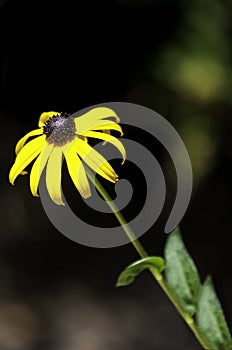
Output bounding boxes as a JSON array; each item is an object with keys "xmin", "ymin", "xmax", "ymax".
[{"xmin": 43, "ymin": 113, "xmax": 76, "ymax": 146}]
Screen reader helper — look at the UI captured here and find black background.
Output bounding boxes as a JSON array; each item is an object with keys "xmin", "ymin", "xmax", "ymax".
[{"xmin": 0, "ymin": 0, "xmax": 232, "ymax": 349}]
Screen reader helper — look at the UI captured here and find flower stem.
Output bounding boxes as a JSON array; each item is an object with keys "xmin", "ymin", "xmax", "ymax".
[{"xmin": 88, "ymin": 171, "xmax": 210, "ymax": 350}]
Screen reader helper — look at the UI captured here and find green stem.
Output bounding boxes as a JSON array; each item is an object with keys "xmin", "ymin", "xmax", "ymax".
[{"xmin": 88, "ymin": 171, "xmax": 210, "ymax": 350}]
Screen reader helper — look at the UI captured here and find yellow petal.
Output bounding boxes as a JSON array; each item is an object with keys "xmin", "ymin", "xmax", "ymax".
[
  {"xmin": 73, "ymin": 138, "xmax": 118, "ymax": 183},
  {"xmin": 84, "ymin": 130, "xmax": 126, "ymax": 163},
  {"xmin": 30, "ymin": 143, "xmax": 54, "ymax": 196},
  {"xmin": 93, "ymin": 123, "xmax": 123, "ymax": 135},
  {"xmin": 76, "ymin": 107, "xmax": 120, "ymax": 126},
  {"xmin": 75, "ymin": 119, "xmax": 123, "ymax": 136},
  {"xmin": 9, "ymin": 135, "xmax": 46, "ymax": 184},
  {"xmin": 15, "ymin": 129, "xmax": 43, "ymax": 155},
  {"xmin": 38, "ymin": 111, "xmax": 61, "ymax": 127},
  {"xmin": 64, "ymin": 144, "xmax": 91, "ymax": 198},
  {"xmin": 46, "ymin": 146, "xmax": 64, "ymax": 205}
]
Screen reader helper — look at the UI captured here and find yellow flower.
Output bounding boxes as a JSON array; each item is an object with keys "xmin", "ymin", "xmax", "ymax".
[{"xmin": 9, "ymin": 108, "xmax": 126, "ymax": 205}]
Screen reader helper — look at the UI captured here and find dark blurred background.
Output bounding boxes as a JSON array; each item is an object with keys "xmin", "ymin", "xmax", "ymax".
[{"xmin": 0, "ymin": 0, "xmax": 232, "ymax": 349}]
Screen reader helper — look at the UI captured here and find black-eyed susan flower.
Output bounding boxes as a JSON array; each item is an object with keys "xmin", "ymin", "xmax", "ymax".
[{"xmin": 9, "ymin": 108, "xmax": 126, "ymax": 205}]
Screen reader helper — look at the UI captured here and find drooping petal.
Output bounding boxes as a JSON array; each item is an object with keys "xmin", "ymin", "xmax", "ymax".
[
  {"xmin": 9, "ymin": 135, "xmax": 46, "ymax": 184},
  {"xmin": 46, "ymin": 146, "xmax": 64, "ymax": 205},
  {"xmin": 75, "ymin": 107, "xmax": 120, "ymax": 127},
  {"xmin": 15, "ymin": 129, "xmax": 43, "ymax": 155},
  {"xmin": 30, "ymin": 143, "xmax": 54, "ymax": 196},
  {"xmin": 73, "ymin": 138, "xmax": 118, "ymax": 183},
  {"xmin": 38, "ymin": 111, "xmax": 61, "ymax": 127},
  {"xmin": 92, "ymin": 123, "xmax": 123, "ymax": 135},
  {"xmin": 84, "ymin": 130, "xmax": 126, "ymax": 163},
  {"xmin": 75, "ymin": 119, "xmax": 123, "ymax": 136},
  {"xmin": 64, "ymin": 143, "xmax": 91, "ymax": 198}
]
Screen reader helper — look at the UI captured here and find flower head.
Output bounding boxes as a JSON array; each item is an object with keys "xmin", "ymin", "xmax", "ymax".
[{"xmin": 9, "ymin": 108, "xmax": 126, "ymax": 205}]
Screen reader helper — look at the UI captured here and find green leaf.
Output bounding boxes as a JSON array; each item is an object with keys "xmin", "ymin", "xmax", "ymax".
[
  {"xmin": 196, "ymin": 276, "xmax": 232, "ymax": 350},
  {"xmin": 116, "ymin": 256, "xmax": 165, "ymax": 287},
  {"xmin": 164, "ymin": 227, "xmax": 201, "ymax": 315}
]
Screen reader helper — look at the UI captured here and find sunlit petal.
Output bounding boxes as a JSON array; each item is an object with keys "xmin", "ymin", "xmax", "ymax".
[
  {"xmin": 75, "ymin": 107, "xmax": 120, "ymax": 126},
  {"xmin": 75, "ymin": 119, "xmax": 123, "ymax": 136},
  {"xmin": 38, "ymin": 111, "xmax": 61, "ymax": 127},
  {"xmin": 73, "ymin": 138, "xmax": 118, "ymax": 182},
  {"xmin": 46, "ymin": 146, "xmax": 64, "ymax": 205},
  {"xmin": 15, "ymin": 129, "xmax": 43, "ymax": 155},
  {"xmin": 10, "ymin": 108, "xmax": 125, "ymax": 204},
  {"xmin": 9, "ymin": 135, "xmax": 46, "ymax": 184},
  {"xmin": 64, "ymin": 144, "xmax": 91, "ymax": 198},
  {"xmin": 84, "ymin": 130, "xmax": 126, "ymax": 163},
  {"xmin": 30, "ymin": 143, "xmax": 54, "ymax": 196}
]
